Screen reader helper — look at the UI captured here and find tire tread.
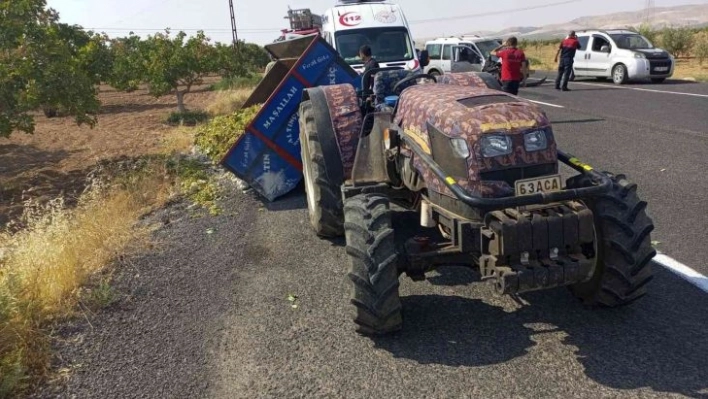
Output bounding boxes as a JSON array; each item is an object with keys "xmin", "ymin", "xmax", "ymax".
[{"xmin": 344, "ymin": 194, "xmax": 402, "ymax": 335}]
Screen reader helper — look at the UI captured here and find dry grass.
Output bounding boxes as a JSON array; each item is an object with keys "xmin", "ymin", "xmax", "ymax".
[
  {"xmin": 523, "ymin": 43, "xmax": 708, "ymax": 81},
  {"xmin": 205, "ymin": 88, "xmax": 254, "ymax": 116},
  {"xmin": 161, "ymin": 126, "xmax": 198, "ymax": 155},
  {"xmin": 671, "ymin": 58, "xmax": 708, "ymax": 81},
  {"xmin": 0, "ymin": 77, "xmax": 259, "ymax": 397},
  {"xmin": 523, "ymin": 43, "xmax": 560, "ymax": 71},
  {"xmin": 0, "ymin": 157, "xmax": 179, "ymax": 396}
]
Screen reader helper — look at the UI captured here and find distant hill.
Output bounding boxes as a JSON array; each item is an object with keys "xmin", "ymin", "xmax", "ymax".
[{"xmin": 414, "ymin": 3, "xmax": 708, "ymax": 46}]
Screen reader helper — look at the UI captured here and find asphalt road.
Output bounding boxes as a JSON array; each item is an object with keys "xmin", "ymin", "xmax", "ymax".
[
  {"xmin": 35, "ymin": 77, "xmax": 708, "ymax": 399},
  {"xmin": 520, "ymin": 74, "xmax": 708, "ymax": 275}
]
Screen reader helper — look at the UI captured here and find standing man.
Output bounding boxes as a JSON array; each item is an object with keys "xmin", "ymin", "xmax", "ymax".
[
  {"xmin": 360, "ymin": 45, "xmax": 379, "ymax": 74},
  {"xmin": 554, "ymin": 31, "xmax": 581, "ymax": 91},
  {"xmin": 493, "ymin": 37, "xmax": 526, "ymax": 96},
  {"xmin": 360, "ymin": 44, "xmax": 379, "ymax": 91}
]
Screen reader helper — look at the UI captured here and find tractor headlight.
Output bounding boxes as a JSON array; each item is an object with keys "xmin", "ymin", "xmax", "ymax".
[
  {"xmin": 480, "ymin": 134, "xmax": 512, "ymax": 158},
  {"xmin": 426, "ymin": 121, "xmax": 470, "ymax": 178},
  {"xmin": 450, "ymin": 138, "xmax": 470, "ymax": 158},
  {"xmin": 524, "ymin": 130, "xmax": 548, "ymax": 152}
]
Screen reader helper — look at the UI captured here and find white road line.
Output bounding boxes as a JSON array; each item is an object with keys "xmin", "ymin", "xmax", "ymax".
[
  {"xmin": 525, "ymin": 99, "xmax": 565, "ymax": 108},
  {"xmin": 653, "ymin": 253, "xmax": 708, "ymax": 293},
  {"xmin": 572, "ymin": 81, "xmax": 708, "ymax": 98}
]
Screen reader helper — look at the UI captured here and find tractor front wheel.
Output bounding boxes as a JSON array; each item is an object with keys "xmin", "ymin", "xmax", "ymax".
[
  {"xmin": 568, "ymin": 172, "xmax": 656, "ymax": 307},
  {"xmin": 344, "ymin": 194, "xmax": 402, "ymax": 336}
]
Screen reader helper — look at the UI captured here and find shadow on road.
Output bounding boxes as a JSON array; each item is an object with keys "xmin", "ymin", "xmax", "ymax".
[
  {"xmin": 373, "ymin": 294, "xmax": 535, "ymax": 367},
  {"xmin": 374, "ymin": 267, "xmax": 708, "ymax": 398},
  {"xmin": 426, "ymin": 266, "xmax": 478, "ymax": 286},
  {"xmin": 244, "ymin": 181, "xmax": 307, "ymax": 213}
]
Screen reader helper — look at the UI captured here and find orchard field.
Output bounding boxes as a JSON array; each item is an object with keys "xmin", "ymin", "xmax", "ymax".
[{"xmin": 0, "ymin": 78, "xmax": 221, "ymax": 226}]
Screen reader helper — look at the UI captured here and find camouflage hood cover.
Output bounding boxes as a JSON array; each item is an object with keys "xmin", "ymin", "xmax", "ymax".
[{"xmin": 393, "ymin": 84, "xmax": 558, "ymax": 198}]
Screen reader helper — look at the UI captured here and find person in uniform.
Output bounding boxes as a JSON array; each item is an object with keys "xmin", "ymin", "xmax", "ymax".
[{"xmin": 554, "ymin": 31, "xmax": 581, "ymax": 91}]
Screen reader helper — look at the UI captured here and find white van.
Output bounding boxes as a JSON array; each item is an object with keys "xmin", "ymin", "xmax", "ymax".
[
  {"xmin": 424, "ymin": 36, "xmax": 502, "ymax": 76},
  {"xmin": 320, "ymin": 0, "xmax": 422, "ymax": 74},
  {"xmin": 571, "ymin": 29, "xmax": 675, "ymax": 84}
]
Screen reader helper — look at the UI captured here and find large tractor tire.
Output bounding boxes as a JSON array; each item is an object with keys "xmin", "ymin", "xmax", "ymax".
[
  {"xmin": 344, "ymin": 194, "xmax": 402, "ymax": 336},
  {"xmin": 568, "ymin": 172, "xmax": 656, "ymax": 307},
  {"xmin": 298, "ymin": 100, "xmax": 344, "ymax": 237}
]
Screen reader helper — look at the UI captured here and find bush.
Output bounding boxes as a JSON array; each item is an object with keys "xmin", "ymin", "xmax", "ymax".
[
  {"xmin": 194, "ymin": 104, "xmax": 262, "ymax": 163},
  {"xmin": 661, "ymin": 26, "xmax": 694, "ymax": 58},
  {"xmin": 165, "ymin": 157, "xmax": 222, "ymax": 215},
  {"xmin": 165, "ymin": 111, "xmax": 209, "ymax": 126}
]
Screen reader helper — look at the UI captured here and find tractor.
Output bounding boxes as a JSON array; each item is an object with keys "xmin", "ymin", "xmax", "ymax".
[{"xmin": 297, "ymin": 65, "xmax": 656, "ymax": 335}]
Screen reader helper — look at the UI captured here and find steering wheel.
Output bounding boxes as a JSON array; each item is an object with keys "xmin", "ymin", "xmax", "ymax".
[
  {"xmin": 392, "ymin": 73, "xmax": 437, "ymax": 95},
  {"xmin": 361, "ymin": 66, "xmax": 405, "ymax": 98}
]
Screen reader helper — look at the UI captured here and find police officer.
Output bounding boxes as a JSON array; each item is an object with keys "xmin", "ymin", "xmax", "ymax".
[{"xmin": 554, "ymin": 31, "xmax": 581, "ymax": 91}]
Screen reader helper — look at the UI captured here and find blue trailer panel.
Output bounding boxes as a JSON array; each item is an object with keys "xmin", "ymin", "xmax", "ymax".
[{"xmin": 221, "ymin": 34, "xmax": 361, "ymax": 202}]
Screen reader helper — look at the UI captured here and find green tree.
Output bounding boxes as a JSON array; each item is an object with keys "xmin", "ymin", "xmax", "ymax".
[
  {"xmin": 239, "ymin": 42, "xmax": 271, "ymax": 72},
  {"xmin": 0, "ymin": 0, "xmax": 100, "ymax": 137},
  {"xmin": 694, "ymin": 32, "xmax": 708, "ymax": 65},
  {"xmin": 214, "ymin": 42, "xmax": 249, "ymax": 79},
  {"xmin": 661, "ymin": 26, "xmax": 694, "ymax": 58},
  {"xmin": 141, "ymin": 29, "xmax": 219, "ymax": 113},
  {"xmin": 635, "ymin": 23, "xmax": 658, "ymax": 45},
  {"xmin": 108, "ymin": 33, "xmax": 146, "ymax": 92},
  {"xmin": 77, "ymin": 31, "xmax": 114, "ymax": 85}
]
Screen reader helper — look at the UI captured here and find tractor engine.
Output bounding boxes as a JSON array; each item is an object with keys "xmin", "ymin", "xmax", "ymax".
[
  {"xmin": 388, "ymin": 82, "xmax": 597, "ymax": 295},
  {"xmin": 393, "ymin": 83, "xmax": 558, "ymax": 203}
]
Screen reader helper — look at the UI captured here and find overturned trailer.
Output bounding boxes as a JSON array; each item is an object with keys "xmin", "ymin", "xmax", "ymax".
[{"xmin": 221, "ymin": 34, "xmax": 361, "ymax": 201}]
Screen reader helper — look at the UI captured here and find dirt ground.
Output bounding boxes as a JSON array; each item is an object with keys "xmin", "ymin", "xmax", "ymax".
[{"xmin": 0, "ymin": 76, "xmax": 222, "ymax": 227}]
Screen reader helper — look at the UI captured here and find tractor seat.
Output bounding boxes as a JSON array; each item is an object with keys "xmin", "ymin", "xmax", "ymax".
[{"xmin": 372, "ymin": 69, "xmax": 415, "ymax": 108}]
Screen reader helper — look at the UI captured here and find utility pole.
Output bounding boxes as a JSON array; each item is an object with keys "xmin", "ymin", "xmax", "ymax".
[
  {"xmin": 229, "ymin": 0, "xmax": 239, "ymax": 53},
  {"xmin": 643, "ymin": 0, "xmax": 655, "ymax": 25}
]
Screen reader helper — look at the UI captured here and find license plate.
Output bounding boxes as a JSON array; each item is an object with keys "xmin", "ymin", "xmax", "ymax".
[
  {"xmin": 654, "ymin": 66, "xmax": 669, "ymax": 72},
  {"xmin": 515, "ymin": 174, "xmax": 562, "ymax": 196}
]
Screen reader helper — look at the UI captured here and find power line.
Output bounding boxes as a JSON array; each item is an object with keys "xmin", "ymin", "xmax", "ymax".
[
  {"xmin": 83, "ymin": 27, "xmax": 281, "ymax": 33},
  {"xmin": 408, "ymin": 0, "xmax": 582, "ymax": 24},
  {"xmin": 83, "ymin": 0, "xmax": 584, "ymax": 37}
]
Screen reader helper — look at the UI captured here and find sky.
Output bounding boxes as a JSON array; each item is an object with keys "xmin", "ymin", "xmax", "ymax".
[{"xmin": 46, "ymin": 0, "xmax": 706, "ymax": 46}]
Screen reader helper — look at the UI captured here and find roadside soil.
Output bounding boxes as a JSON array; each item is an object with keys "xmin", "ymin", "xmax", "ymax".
[{"xmin": 0, "ymin": 76, "xmax": 221, "ymax": 227}]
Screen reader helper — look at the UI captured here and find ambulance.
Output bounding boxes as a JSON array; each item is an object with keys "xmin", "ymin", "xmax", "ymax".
[{"xmin": 319, "ymin": 0, "xmax": 422, "ymax": 74}]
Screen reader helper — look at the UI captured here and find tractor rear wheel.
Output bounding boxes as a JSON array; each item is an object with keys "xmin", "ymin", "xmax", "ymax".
[
  {"xmin": 299, "ymin": 100, "xmax": 344, "ymax": 237},
  {"xmin": 344, "ymin": 194, "xmax": 402, "ymax": 336},
  {"xmin": 568, "ymin": 172, "xmax": 656, "ymax": 307}
]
